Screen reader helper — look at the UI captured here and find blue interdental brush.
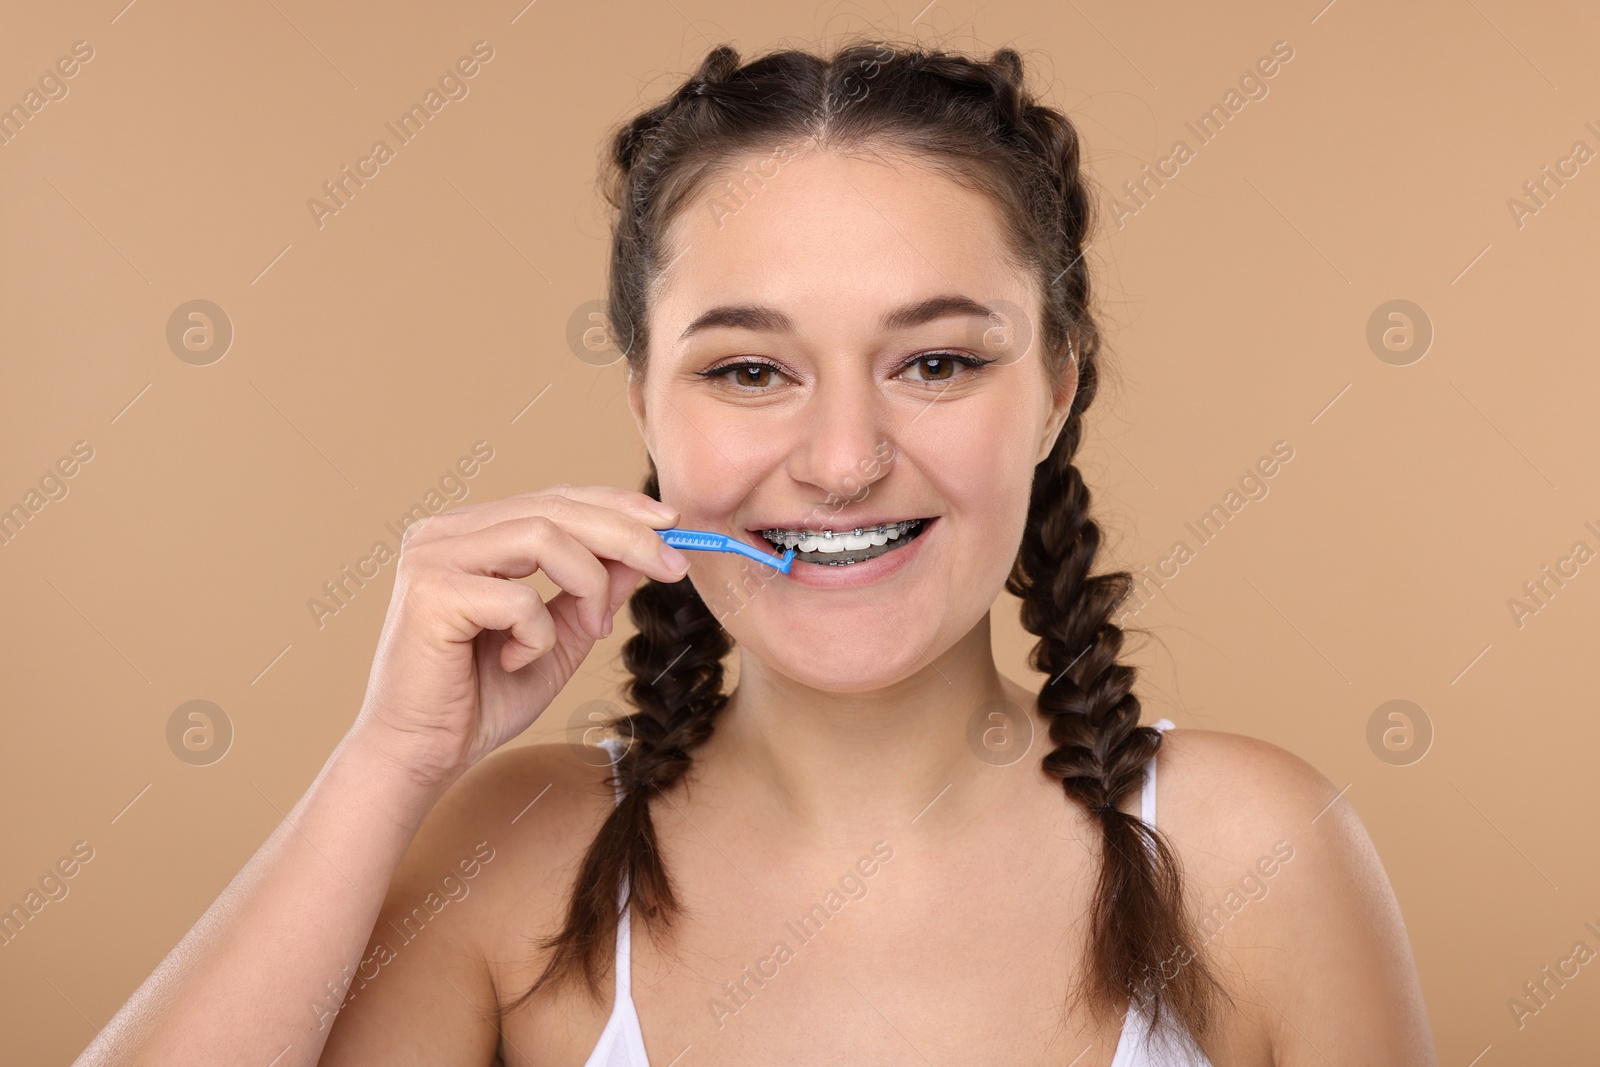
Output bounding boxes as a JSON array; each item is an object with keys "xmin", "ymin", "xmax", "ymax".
[{"xmin": 657, "ymin": 528, "xmax": 796, "ymax": 574}]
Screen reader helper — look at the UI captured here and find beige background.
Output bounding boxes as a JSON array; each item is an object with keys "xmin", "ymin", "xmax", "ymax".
[{"xmin": 3, "ymin": 0, "xmax": 1598, "ymax": 1061}]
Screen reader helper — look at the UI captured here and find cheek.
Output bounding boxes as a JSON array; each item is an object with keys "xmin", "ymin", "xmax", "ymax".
[
  {"xmin": 685, "ymin": 555, "xmax": 779, "ymax": 624},
  {"xmin": 912, "ymin": 405, "xmax": 1039, "ymax": 534},
  {"xmin": 648, "ymin": 404, "xmax": 754, "ymax": 521}
]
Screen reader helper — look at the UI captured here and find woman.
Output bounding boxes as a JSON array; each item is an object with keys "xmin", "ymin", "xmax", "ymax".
[{"xmin": 80, "ymin": 40, "xmax": 1435, "ymax": 1066}]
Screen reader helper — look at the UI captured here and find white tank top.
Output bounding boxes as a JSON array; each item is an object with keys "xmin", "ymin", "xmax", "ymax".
[{"xmin": 583, "ymin": 718, "xmax": 1211, "ymax": 1066}]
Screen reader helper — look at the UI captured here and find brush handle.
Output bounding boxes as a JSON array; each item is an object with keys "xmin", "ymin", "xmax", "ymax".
[{"xmin": 658, "ymin": 528, "xmax": 795, "ymax": 574}]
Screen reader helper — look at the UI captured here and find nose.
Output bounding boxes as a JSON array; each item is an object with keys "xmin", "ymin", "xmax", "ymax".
[{"xmin": 783, "ymin": 373, "xmax": 894, "ymax": 505}]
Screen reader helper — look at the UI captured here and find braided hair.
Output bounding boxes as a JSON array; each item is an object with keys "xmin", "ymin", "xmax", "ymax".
[{"xmin": 508, "ymin": 38, "xmax": 1230, "ymax": 1043}]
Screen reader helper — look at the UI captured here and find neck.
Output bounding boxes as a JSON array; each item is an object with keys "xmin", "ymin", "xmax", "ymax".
[{"xmin": 706, "ymin": 612, "xmax": 1039, "ymax": 843}]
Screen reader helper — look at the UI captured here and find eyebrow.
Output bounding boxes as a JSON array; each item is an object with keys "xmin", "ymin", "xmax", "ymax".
[{"xmin": 677, "ymin": 294, "xmax": 996, "ymax": 342}]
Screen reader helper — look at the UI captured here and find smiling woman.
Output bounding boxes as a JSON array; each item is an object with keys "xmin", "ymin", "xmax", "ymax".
[
  {"xmin": 511, "ymin": 38, "xmax": 1239, "ymax": 1056},
  {"xmin": 80, "ymin": 35, "xmax": 1436, "ymax": 1067}
]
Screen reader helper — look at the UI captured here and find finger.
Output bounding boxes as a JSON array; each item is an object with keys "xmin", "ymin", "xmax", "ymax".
[
  {"xmin": 602, "ymin": 557, "xmax": 645, "ymax": 615},
  {"xmin": 403, "ymin": 485, "xmax": 679, "ymax": 549},
  {"xmin": 543, "ymin": 556, "xmax": 646, "ymax": 645},
  {"xmin": 438, "ymin": 497, "xmax": 688, "ymax": 588},
  {"xmin": 450, "ymin": 516, "xmax": 624, "ymax": 638},
  {"xmin": 431, "ymin": 571, "xmax": 558, "ymax": 665},
  {"xmin": 529, "ymin": 559, "xmax": 646, "ymax": 670},
  {"xmin": 585, "ymin": 557, "xmax": 647, "ymax": 638}
]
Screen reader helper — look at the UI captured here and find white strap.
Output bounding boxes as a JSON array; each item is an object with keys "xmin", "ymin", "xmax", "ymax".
[
  {"xmin": 1141, "ymin": 718, "xmax": 1176, "ymax": 827},
  {"xmin": 597, "ymin": 736, "xmax": 633, "ymax": 999}
]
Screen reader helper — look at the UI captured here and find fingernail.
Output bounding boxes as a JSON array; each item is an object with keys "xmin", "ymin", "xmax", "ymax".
[
  {"xmin": 601, "ymin": 613, "xmax": 613, "ymax": 638},
  {"xmin": 662, "ymin": 545, "xmax": 691, "ymax": 574},
  {"xmin": 649, "ymin": 501, "xmax": 679, "ymax": 521}
]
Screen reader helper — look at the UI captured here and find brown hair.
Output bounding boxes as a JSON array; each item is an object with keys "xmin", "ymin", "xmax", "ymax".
[{"xmin": 509, "ymin": 37, "xmax": 1231, "ymax": 1044}]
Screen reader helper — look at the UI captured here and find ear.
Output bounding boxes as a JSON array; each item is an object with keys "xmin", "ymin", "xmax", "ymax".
[
  {"xmin": 626, "ymin": 363, "xmax": 653, "ymax": 453},
  {"xmin": 1034, "ymin": 354, "xmax": 1078, "ymax": 465}
]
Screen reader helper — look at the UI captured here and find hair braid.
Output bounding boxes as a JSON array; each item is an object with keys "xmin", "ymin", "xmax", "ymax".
[
  {"xmin": 1006, "ymin": 313, "xmax": 1229, "ymax": 1044},
  {"xmin": 506, "ymin": 463, "xmax": 729, "ymax": 1008},
  {"xmin": 991, "ymin": 43, "xmax": 1229, "ymax": 1041}
]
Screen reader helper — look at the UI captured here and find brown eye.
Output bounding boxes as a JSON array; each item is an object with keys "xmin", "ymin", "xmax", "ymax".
[
  {"xmin": 901, "ymin": 352, "xmax": 989, "ymax": 383},
  {"xmin": 733, "ymin": 364, "xmax": 772, "ymax": 388},
  {"xmin": 700, "ymin": 360, "xmax": 787, "ymax": 390}
]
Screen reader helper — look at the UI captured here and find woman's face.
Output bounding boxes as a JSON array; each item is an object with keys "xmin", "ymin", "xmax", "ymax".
[{"xmin": 628, "ymin": 146, "xmax": 1075, "ymax": 693}]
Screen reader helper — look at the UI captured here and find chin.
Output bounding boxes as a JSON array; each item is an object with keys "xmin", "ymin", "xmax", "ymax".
[{"xmin": 736, "ymin": 630, "xmax": 931, "ymax": 693}]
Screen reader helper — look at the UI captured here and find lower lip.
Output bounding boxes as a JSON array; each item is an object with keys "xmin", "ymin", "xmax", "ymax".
[{"xmin": 756, "ymin": 520, "xmax": 936, "ymax": 589}]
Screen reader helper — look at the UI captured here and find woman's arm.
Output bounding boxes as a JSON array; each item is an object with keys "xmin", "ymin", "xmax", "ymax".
[
  {"xmin": 71, "ymin": 485, "xmax": 685, "ymax": 1065},
  {"xmin": 1260, "ymin": 763, "xmax": 1438, "ymax": 1064},
  {"xmin": 1168, "ymin": 731, "xmax": 1438, "ymax": 1064},
  {"xmin": 316, "ymin": 740, "xmax": 608, "ymax": 1065},
  {"xmin": 72, "ymin": 726, "xmax": 464, "ymax": 1067}
]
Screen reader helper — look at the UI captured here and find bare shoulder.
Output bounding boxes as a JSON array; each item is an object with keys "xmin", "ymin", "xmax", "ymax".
[
  {"xmin": 1149, "ymin": 727, "xmax": 1437, "ymax": 1063},
  {"xmin": 1149, "ymin": 727, "xmax": 1342, "ymax": 852},
  {"xmin": 426, "ymin": 739, "xmax": 622, "ymax": 945},
  {"xmin": 1148, "ymin": 724, "xmax": 1393, "ymax": 924}
]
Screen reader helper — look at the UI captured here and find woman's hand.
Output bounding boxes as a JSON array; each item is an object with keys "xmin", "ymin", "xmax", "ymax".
[{"xmin": 349, "ymin": 484, "xmax": 690, "ymax": 787}]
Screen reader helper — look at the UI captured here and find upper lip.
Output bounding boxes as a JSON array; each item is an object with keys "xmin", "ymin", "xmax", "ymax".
[{"xmin": 748, "ymin": 516, "xmax": 932, "ymax": 534}]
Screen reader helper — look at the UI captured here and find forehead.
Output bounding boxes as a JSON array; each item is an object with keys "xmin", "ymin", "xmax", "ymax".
[{"xmin": 650, "ymin": 147, "xmax": 1033, "ymax": 344}]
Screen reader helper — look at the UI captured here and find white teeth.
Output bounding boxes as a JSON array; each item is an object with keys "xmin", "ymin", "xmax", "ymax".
[{"xmin": 762, "ymin": 520, "xmax": 921, "ymax": 552}]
